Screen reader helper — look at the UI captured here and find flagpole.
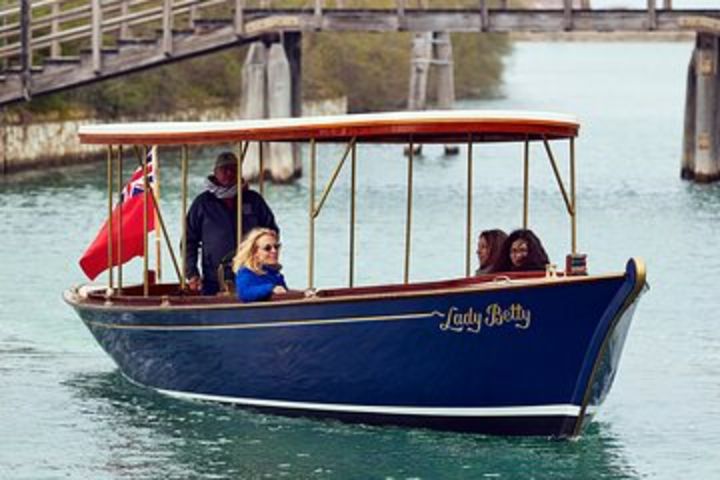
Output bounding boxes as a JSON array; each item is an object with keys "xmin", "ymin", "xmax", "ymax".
[
  {"xmin": 117, "ymin": 145, "xmax": 123, "ymax": 294},
  {"xmin": 143, "ymin": 145, "xmax": 149, "ymax": 297},
  {"xmin": 106, "ymin": 145, "xmax": 114, "ymax": 292},
  {"xmin": 153, "ymin": 146, "xmax": 162, "ymax": 283},
  {"xmin": 180, "ymin": 145, "xmax": 188, "ymax": 291}
]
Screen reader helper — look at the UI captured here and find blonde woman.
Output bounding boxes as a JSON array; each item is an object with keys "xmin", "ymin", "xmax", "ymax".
[{"xmin": 232, "ymin": 228, "xmax": 288, "ymax": 302}]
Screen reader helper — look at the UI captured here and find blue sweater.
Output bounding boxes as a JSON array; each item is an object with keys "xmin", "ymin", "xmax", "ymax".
[{"xmin": 235, "ymin": 266, "xmax": 288, "ymax": 302}]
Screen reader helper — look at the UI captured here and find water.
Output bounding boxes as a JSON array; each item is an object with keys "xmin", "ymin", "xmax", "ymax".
[{"xmin": 2, "ymin": 42, "xmax": 719, "ymax": 479}]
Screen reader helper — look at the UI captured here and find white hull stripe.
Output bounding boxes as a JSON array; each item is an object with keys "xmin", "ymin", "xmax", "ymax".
[
  {"xmin": 155, "ymin": 387, "xmax": 581, "ymax": 418},
  {"xmin": 84, "ymin": 310, "xmax": 445, "ymax": 331}
]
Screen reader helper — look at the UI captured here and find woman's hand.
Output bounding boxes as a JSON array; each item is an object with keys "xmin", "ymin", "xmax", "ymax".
[
  {"xmin": 272, "ymin": 285, "xmax": 288, "ymax": 295},
  {"xmin": 304, "ymin": 288, "xmax": 317, "ymax": 298}
]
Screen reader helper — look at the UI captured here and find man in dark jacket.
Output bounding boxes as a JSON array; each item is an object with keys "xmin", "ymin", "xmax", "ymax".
[{"xmin": 185, "ymin": 151, "xmax": 279, "ymax": 295}]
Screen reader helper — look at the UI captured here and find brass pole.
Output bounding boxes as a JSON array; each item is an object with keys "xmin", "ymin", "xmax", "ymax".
[
  {"xmin": 106, "ymin": 145, "xmax": 114, "ymax": 290},
  {"xmin": 349, "ymin": 141, "xmax": 357, "ymax": 287},
  {"xmin": 465, "ymin": 137, "xmax": 473, "ymax": 277},
  {"xmin": 258, "ymin": 141, "xmax": 265, "ymax": 196},
  {"xmin": 308, "ymin": 139, "xmax": 317, "ymax": 288},
  {"xmin": 237, "ymin": 142, "xmax": 249, "ymax": 243},
  {"xmin": 153, "ymin": 146, "xmax": 162, "ymax": 282},
  {"xmin": 570, "ymin": 137, "xmax": 577, "ymax": 254},
  {"xmin": 180, "ymin": 145, "xmax": 188, "ymax": 290},
  {"xmin": 142, "ymin": 145, "xmax": 149, "ymax": 296},
  {"xmin": 523, "ymin": 138, "xmax": 530, "ymax": 228},
  {"xmin": 117, "ymin": 146, "xmax": 123, "ymax": 293},
  {"xmin": 542, "ymin": 137, "xmax": 574, "ymax": 216},
  {"xmin": 404, "ymin": 139, "xmax": 414, "ymax": 284},
  {"xmin": 313, "ymin": 138, "xmax": 355, "ymax": 218}
]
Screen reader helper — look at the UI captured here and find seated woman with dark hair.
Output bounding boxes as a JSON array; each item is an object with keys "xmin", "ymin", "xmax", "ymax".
[
  {"xmin": 476, "ymin": 229, "xmax": 508, "ymax": 275},
  {"xmin": 491, "ymin": 229, "xmax": 550, "ymax": 273}
]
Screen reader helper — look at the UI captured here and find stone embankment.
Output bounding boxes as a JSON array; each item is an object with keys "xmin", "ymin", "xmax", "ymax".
[{"xmin": 0, "ymin": 97, "xmax": 346, "ymax": 180}]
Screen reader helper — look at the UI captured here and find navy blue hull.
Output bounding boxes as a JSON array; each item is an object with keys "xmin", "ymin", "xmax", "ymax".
[{"xmin": 66, "ymin": 260, "xmax": 646, "ymax": 437}]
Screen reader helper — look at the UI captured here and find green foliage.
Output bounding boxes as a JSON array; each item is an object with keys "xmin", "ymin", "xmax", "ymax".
[{"xmin": 303, "ymin": 32, "xmax": 511, "ymax": 112}]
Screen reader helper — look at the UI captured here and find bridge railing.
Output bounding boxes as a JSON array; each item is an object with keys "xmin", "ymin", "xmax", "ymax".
[
  {"xmin": 0, "ymin": 0, "xmax": 251, "ymax": 67},
  {"xmin": 0, "ymin": 1, "xmax": 709, "ymax": 75}
]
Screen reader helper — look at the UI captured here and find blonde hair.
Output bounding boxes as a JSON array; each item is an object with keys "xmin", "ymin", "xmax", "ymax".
[{"xmin": 232, "ymin": 228, "xmax": 278, "ymax": 274}]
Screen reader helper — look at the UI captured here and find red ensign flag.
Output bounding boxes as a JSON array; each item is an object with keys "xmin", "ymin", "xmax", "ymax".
[{"xmin": 79, "ymin": 160, "xmax": 156, "ymax": 280}]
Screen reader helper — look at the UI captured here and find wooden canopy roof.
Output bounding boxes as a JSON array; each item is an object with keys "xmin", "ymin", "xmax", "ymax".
[{"xmin": 78, "ymin": 110, "xmax": 580, "ymax": 145}]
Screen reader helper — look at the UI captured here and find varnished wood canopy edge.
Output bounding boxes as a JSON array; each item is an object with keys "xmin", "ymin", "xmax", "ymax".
[{"xmin": 78, "ymin": 110, "xmax": 580, "ymax": 145}]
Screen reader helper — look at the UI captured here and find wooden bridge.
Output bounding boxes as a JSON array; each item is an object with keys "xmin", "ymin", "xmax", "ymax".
[{"xmin": 2, "ymin": 1, "xmax": 720, "ymax": 181}]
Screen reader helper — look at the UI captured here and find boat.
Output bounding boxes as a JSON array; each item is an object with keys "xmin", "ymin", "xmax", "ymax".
[{"xmin": 64, "ymin": 110, "xmax": 647, "ymax": 437}]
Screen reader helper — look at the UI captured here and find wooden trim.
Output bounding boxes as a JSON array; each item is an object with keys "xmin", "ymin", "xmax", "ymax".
[
  {"xmin": 68, "ymin": 270, "xmax": 627, "ymax": 312},
  {"xmin": 78, "ymin": 112, "xmax": 580, "ymax": 146}
]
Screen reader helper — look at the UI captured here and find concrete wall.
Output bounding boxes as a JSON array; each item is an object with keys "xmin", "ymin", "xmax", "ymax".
[{"xmin": 0, "ymin": 98, "xmax": 347, "ymax": 176}]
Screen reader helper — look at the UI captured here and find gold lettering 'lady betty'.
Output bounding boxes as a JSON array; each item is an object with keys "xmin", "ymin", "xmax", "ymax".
[{"xmin": 439, "ymin": 304, "xmax": 532, "ymax": 334}]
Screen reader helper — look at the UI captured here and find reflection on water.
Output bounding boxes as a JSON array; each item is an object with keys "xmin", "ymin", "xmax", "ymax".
[{"xmin": 62, "ymin": 372, "xmax": 638, "ymax": 480}]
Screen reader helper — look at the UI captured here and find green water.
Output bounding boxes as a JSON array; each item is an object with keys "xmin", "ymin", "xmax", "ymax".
[{"xmin": 2, "ymin": 42, "xmax": 719, "ymax": 479}]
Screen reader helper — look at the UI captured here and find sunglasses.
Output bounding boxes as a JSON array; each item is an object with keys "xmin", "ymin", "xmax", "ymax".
[{"xmin": 259, "ymin": 242, "xmax": 282, "ymax": 252}]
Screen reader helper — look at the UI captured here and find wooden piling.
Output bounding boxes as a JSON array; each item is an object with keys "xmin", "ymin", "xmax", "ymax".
[
  {"xmin": 435, "ymin": 32, "xmax": 455, "ymax": 112},
  {"xmin": 681, "ymin": 52, "xmax": 697, "ymax": 180},
  {"xmin": 408, "ymin": 33, "xmax": 432, "ymax": 111},
  {"xmin": 240, "ymin": 42, "xmax": 268, "ymax": 181},
  {"xmin": 692, "ymin": 34, "xmax": 720, "ymax": 182},
  {"xmin": 20, "ymin": 0, "xmax": 31, "ymax": 100},
  {"xmin": 267, "ymin": 42, "xmax": 296, "ymax": 182},
  {"xmin": 283, "ymin": 32, "xmax": 303, "ymax": 178},
  {"xmin": 434, "ymin": 32, "xmax": 458, "ymax": 155}
]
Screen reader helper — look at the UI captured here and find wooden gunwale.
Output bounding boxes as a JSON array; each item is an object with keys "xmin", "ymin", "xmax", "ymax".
[{"xmin": 66, "ymin": 271, "xmax": 625, "ymax": 313}]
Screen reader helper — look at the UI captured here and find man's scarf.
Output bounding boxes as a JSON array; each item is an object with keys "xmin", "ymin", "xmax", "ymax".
[{"xmin": 205, "ymin": 176, "xmax": 237, "ymax": 199}]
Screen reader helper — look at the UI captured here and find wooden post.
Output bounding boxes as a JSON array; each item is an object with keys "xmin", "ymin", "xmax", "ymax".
[
  {"xmin": 91, "ymin": 0, "xmax": 102, "ymax": 74},
  {"xmin": 240, "ymin": 42, "xmax": 268, "ymax": 180},
  {"xmin": 162, "ymin": 0, "xmax": 173, "ymax": 57},
  {"xmin": 50, "ymin": 1, "xmax": 60, "ymax": 58},
  {"xmin": 693, "ymin": 34, "xmax": 720, "ymax": 182},
  {"xmin": 120, "ymin": 0, "xmax": 130, "ymax": 38},
  {"xmin": 20, "ymin": 0, "xmax": 31, "ymax": 99},
  {"xmin": 563, "ymin": 0, "xmax": 573, "ymax": 32},
  {"xmin": 314, "ymin": 0, "xmax": 323, "ymax": 29},
  {"xmin": 435, "ymin": 32, "xmax": 455, "ymax": 110},
  {"xmin": 434, "ymin": 32, "xmax": 458, "ymax": 155},
  {"xmin": 479, "ymin": 0, "xmax": 488, "ymax": 32},
  {"xmin": 681, "ymin": 52, "xmax": 697, "ymax": 180},
  {"xmin": 235, "ymin": 0, "xmax": 245, "ymax": 36},
  {"xmin": 284, "ymin": 32, "xmax": 303, "ymax": 177},
  {"xmin": 408, "ymin": 33, "xmax": 432, "ymax": 111},
  {"xmin": 267, "ymin": 42, "xmax": 296, "ymax": 181},
  {"xmin": 663, "ymin": 0, "xmax": 672, "ymax": 9},
  {"xmin": 283, "ymin": 33, "xmax": 303, "ymax": 119},
  {"xmin": 647, "ymin": 0, "xmax": 657, "ymax": 31}
]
